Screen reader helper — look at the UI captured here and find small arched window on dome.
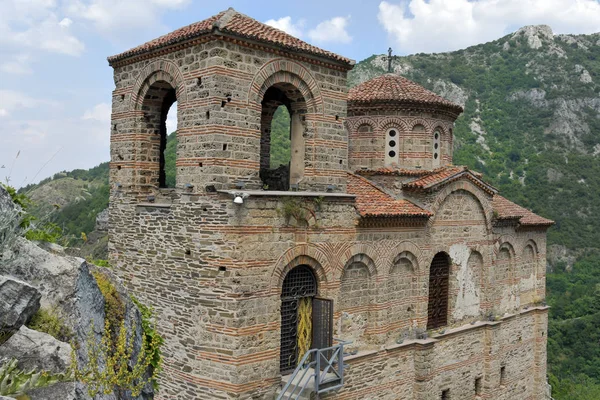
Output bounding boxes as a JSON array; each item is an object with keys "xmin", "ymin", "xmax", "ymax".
[
  {"xmin": 432, "ymin": 129, "xmax": 441, "ymax": 167},
  {"xmin": 385, "ymin": 128, "xmax": 400, "ymax": 166}
]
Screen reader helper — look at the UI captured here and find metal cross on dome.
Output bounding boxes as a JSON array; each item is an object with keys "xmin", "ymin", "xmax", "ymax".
[{"xmin": 385, "ymin": 47, "xmax": 399, "ymax": 73}]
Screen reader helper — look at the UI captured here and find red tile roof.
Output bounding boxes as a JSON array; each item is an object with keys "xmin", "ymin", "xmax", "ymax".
[
  {"xmin": 108, "ymin": 8, "xmax": 353, "ymax": 66},
  {"xmin": 402, "ymin": 166, "xmax": 496, "ymax": 195},
  {"xmin": 492, "ymin": 195, "xmax": 554, "ymax": 226},
  {"xmin": 348, "ymin": 74, "xmax": 463, "ymax": 114},
  {"xmin": 347, "ymin": 173, "xmax": 432, "ymax": 218}
]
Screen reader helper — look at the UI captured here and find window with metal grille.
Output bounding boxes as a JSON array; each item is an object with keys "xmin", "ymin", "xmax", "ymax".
[
  {"xmin": 280, "ymin": 265, "xmax": 317, "ymax": 374},
  {"xmin": 427, "ymin": 252, "xmax": 450, "ymax": 330}
]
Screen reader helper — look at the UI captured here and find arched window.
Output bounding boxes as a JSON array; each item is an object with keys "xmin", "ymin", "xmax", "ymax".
[
  {"xmin": 140, "ymin": 80, "xmax": 178, "ymax": 188},
  {"xmin": 280, "ymin": 265, "xmax": 317, "ymax": 373},
  {"xmin": 385, "ymin": 128, "xmax": 399, "ymax": 166},
  {"xmin": 433, "ymin": 129, "xmax": 441, "ymax": 167},
  {"xmin": 260, "ymin": 84, "xmax": 306, "ymax": 191},
  {"xmin": 427, "ymin": 252, "xmax": 450, "ymax": 330}
]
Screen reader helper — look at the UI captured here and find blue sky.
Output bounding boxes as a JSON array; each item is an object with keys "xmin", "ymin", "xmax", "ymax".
[{"xmin": 2, "ymin": 0, "xmax": 600, "ymax": 188}]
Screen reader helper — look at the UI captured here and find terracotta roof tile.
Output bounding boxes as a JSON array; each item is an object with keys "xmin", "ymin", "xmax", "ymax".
[
  {"xmin": 347, "ymin": 173, "xmax": 431, "ymax": 218},
  {"xmin": 402, "ymin": 166, "xmax": 495, "ymax": 194},
  {"xmin": 348, "ymin": 74, "xmax": 463, "ymax": 114},
  {"xmin": 108, "ymin": 8, "xmax": 353, "ymax": 66},
  {"xmin": 492, "ymin": 195, "xmax": 554, "ymax": 226}
]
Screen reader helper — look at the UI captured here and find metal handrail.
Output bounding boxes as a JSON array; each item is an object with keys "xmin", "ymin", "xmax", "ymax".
[{"xmin": 277, "ymin": 339, "xmax": 351, "ymax": 400}]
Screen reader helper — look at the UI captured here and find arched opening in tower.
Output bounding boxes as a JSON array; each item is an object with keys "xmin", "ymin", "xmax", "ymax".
[
  {"xmin": 141, "ymin": 80, "xmax": 177, "ymax": 188},
  {"xmin": 259, "ymin": 84, "xmax": 306, "ymax": 191}
]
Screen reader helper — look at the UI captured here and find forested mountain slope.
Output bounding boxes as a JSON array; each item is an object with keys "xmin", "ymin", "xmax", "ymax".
[
  {"xmin": 18, "ymin": 25, "xmax": 600, "ymax": 398},
  {"xmin": 349, "ymin": 25, "xmax": 600, "ymax": 397}
]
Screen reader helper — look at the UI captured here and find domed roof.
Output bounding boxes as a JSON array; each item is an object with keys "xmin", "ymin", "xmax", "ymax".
[{"xmin": 348, "ymin": 74, "xmax": 463, "ymax": 114}]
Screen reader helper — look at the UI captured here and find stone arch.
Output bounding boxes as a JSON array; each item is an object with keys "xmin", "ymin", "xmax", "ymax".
[
  {"xmin": 520, "ymin": 240, "xmax": 539, "ymax": 305},
  {"xmin": 428, "ymin": 180, "xmax": 493, "ymax": 234},
  {"xmin": 348, "ymin": 117, "xmax": 379, "ymax": 134},
  {"xmin": 248, "ymin": 59, "xmax": 324, "ymax": 115},
  {"xmin": 380, "ymin": 118, "xmax": 410, "ymax": 133},
  {"xmin": 523, "ymin": 239, "xmax": 539, "ymax": 256},
  {"xmin": 496, "ymin": 241, "xmax": 516, "ymax": 283},
  {"xmin": 336, "ymin": 243, "xmax": 380, "ymax": 281},
  {"xmin": 387, "ymin": 241, "xmax": 423, "ymax": 274},
  {"xmin": 430, "ymin": 123, "xmax": 448, "ymax": 136},
  {"xmin": 406, "ymin": 118, "xmax": 432, "ymax": 132},
  {"xmin": 271, "ymin": 245, "xmax": 330, "ymax": 291},
  {"xmin": 338, "ymin": 253, "xmax": 375, "ymax": 348},
  {"xmin": 391, "ymin": 251, "xmax": 419, "ymax": 274},
  {"xmin": 342, "ymin": 253, "xmax": 376, "ymax": 277},
  {"xmin": 131, "ymin": 59, "xmax": 187, "ymax": 110}
]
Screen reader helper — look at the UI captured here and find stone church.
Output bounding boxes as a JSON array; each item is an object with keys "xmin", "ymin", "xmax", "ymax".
[{"xmin": 108, "ymin": 8, "xmax": 552, "ymax": 400}]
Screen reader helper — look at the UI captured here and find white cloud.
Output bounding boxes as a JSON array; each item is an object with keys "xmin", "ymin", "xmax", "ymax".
[
  {"xmin": 0, "ymin": 109, "xmax": 8, "ymax": 117},
  {"xmin": 308, "ymin": 16, "xmax": 352, "ymax": 44},
  {"xmin": 0, "ymin": 0, "xmax": 84, "ymax": 74},
  {"xmin": 59, "ymin": 17, "xmax": 73, "ymax": 27},
  {"xmin": 67, "ymin": 0, "xmax": 189, "ymax": 34},
  {"xmin": 265, "ymin": 16, "xmax": 305, "ymax": 38},
  {"xmin": 82, "ymin": 102, "xmax": 111, "ymax": 123},
  {"xmin": 0, "ymin": 54, "xmax": 33, "ymax": 74},
  {"xmin": 378, "ymin": 0, "xmax": 600, "ymax": 54}
]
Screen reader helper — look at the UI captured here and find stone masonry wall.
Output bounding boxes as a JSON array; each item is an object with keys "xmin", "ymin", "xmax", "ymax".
[
  {"xmin": 110, "ymin": 39, "xmax": 349, "ymax": 198},
  {"xmin": 109, "ymin": 173, "xmax": 548, "ymax": 399}
]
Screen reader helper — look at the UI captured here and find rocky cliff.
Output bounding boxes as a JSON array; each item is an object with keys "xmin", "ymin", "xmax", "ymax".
[{"xmin": 0, "ymin": 185, "xmax": 155, "ymax": 399}]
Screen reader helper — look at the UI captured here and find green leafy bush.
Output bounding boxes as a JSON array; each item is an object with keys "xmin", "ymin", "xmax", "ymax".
[{"xmin": 27, "ymin": 308, "xmax": 73, "ymax": 342}]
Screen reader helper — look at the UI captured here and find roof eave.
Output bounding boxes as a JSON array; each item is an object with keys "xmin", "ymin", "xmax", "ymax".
[{"xmin": 108, "ymin": 26, "xmax": 355, "ymax": 69}]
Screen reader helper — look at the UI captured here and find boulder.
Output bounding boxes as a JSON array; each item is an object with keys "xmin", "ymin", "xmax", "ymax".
[
  {"xmin": 0, "ymin": 276, "xmax": 41, "ymax": 336},
  {"xmin": 2, "ymin": 238, "xmax": 83, "ymax": 330},
  {"xmin": 0, "ymin": 326, "xmax": 71, "ymax": 374},
  {"xmin": 0, "ymin": 185, "xmax": 21, "ymax": 258},
  {"xmin": 0, "ymin": 185, "xmax": 15, "ymax": 213}
]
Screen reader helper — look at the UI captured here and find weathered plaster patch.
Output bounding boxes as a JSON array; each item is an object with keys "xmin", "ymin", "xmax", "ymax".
[{"xmin": 450, "ymin": 244, "xmax": 480, "ymax": 320}]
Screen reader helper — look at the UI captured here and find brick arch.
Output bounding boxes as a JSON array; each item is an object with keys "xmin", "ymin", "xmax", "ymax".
[
  {"xmin": 380, "ymin": 118, "xmax": 410, "ymax": 133},
  {"xmin": 427, "ymin": 180, "xmax": 493, "ymax": 234},
  {"xmin": 406, "ymin": 117, "xmax": 433, "ymax": 132},
  {"xmin": 271, "ymin": 245, "xmax": 330, "ymax": 291},
  {"xmin": 387, "ymin": 240, "xmax": 423, "ymax": 274},
  {"xmin": 347, "ymin": 117, "xmax": 379, "ymax": 133},
  {"xmin": 248, "ymin": 59, "xmax": 324, "ymax": 115},
  {"xmin": 430, "ymin": 123, "xmax": 448, "ymax": 136},
  {"xmin": 131, "ymin": 59, "xmax": 188, "ymax": 110},
  {"xmin": 391, "ymin": 251, "xmax": 419, "ymax": 274},
  {"xmin": 342, "ymin": 253, "xmax": 377, "ymax": 278},
  {"xmin": 497, "ymin": 240, "xmax": 517, "ymax": 281},
  {"xmin": 335, "ymin": 243, "xmax": 380, "ymax": 280},
  {"xmin": 523, "ymin": 239, "xmax": 539, "ymax": 256}
]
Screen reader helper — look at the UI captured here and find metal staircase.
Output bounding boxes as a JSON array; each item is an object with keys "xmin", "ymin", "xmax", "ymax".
[{"xmin": 276, "ymin": 340, "xmax": 350, "ymax": 400}]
